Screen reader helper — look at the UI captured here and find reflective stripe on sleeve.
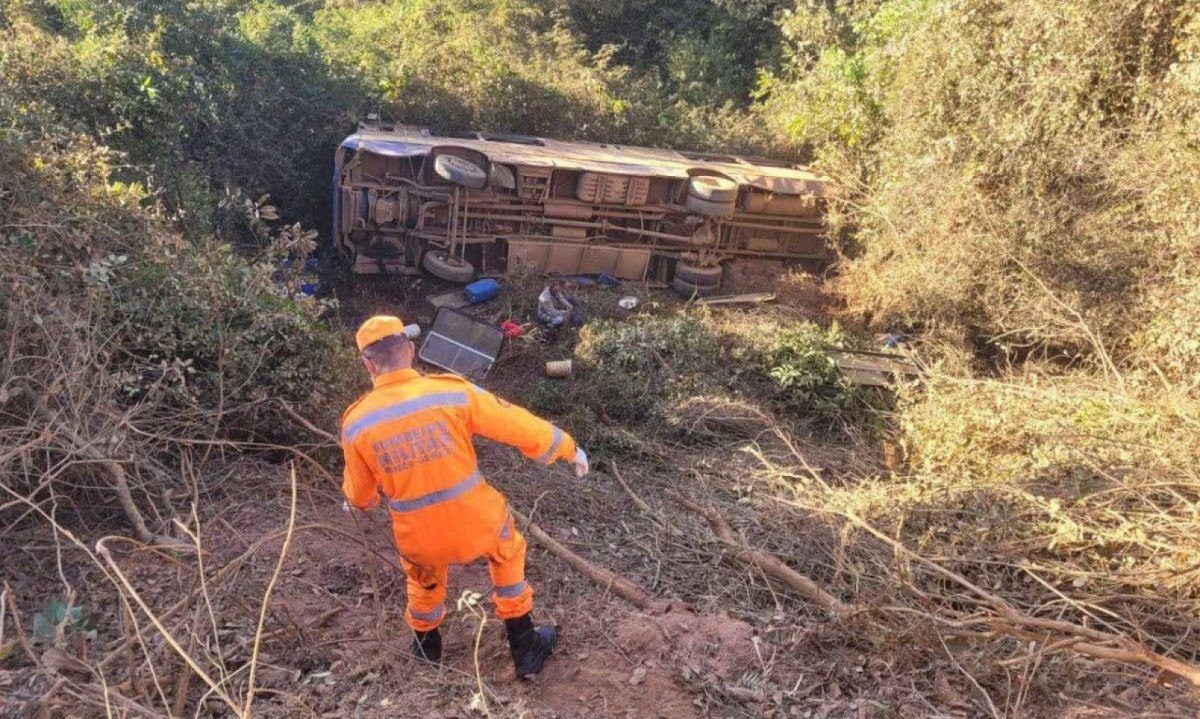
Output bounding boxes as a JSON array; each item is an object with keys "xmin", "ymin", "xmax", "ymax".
[
  {"xmin": 493, "ymin": 580, "xmax": 528, "ymax": 599},
  {"xmin": 387, "ymin": 471, "xmax": 482, "ymax": 512},
  {"xmin": 342, "ymin": 391, "xmax": 469, "ymax": 443},
  {"xmin": 536, "ymin": 426, "xmax": 564, "ymax": 465}
]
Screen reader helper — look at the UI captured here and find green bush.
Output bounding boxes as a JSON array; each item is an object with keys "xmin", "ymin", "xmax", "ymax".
[
  {"xmin": 568, "ymin": 312, "xmax": 860, "ymax": 442},
  {"xmin": 0, "ymin": 128, "xmax": 357, "ymax": 442},
  {"xmin": 2, "ymin": 0, "xmax": 364, "ymax": 231},
  {"xmin": 760, "ymin": 322, "xmax": 857, "ymax": 415},
  {"xmin": 760, "ymin": 0, "xmax": 1199, "ymax": 382},
  {"xmin": 575, "ymin": 312, "xmax": 731, "ymax": 422}
]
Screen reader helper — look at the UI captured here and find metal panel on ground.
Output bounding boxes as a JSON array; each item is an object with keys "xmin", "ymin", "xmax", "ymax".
[{"xmin": 417, "ymin": 308, "xmax": 505, "ymax": 380}]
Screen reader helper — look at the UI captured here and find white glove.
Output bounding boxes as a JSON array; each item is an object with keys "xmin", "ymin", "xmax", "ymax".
[{"xmin": 573, "ymin": 447, "xmax": 590, "ymax": 478}]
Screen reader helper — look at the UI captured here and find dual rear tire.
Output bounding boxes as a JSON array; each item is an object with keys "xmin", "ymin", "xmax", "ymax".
[{"xmin": 672, "ymin": 261, "xmax": 723, "ymax": 298}]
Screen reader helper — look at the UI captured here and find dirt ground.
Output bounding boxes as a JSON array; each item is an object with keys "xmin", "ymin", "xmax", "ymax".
[
  {"xmin": 2, "ymin": 261, "xmax": 1197, "ymax": 718},
  {"xmin": 8, "ymin": 449, "xmax": 1191, "ymax": 718}
]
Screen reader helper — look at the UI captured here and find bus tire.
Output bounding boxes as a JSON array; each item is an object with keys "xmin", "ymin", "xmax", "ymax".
[
  {"xmin": 434, "ymin": 155, "xmax": 487, "ymax": 189},
  {"xmin": 685, "ymin": 194, "xmax": 735, "ymax": 217},
  {"xmin": 672, "ymin": 275, "xmax": 720, "ymax": 298},
  {"xmin": 675, "ymin": 261, "xmax": 723, "ymax": 285},
  {"xmin": 422, "ymin": 251, "xmax": 476, "ymax": 283},
  {"xmin": 688, "ymin": 175, "xmax": 738, "ymax": 203}
]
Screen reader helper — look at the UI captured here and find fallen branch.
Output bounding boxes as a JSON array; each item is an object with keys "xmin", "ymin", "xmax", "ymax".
[
  {"xmin": 278, "ymin": 400, "xmax": 338, "ymax": 445},
  {"xmin": 608, "ymin": 462, "xmax": 654, "ymax": 516},
  {"xmin": 10, "ymin": 380, "xmax": 175, "ymax": 546},
  {"xmin": 834, "ymin": 505, "xmax": 1200, "ymax": 688},
  {"xmin": 694, "ymin": 292, "xmax": 776, "ymax": 307},
  {"xmin": 96, "ymin": 538, "xmax": 240, "ymax": 713},
  {"xmin": 241, "ymin": 464, "xmax": 298, "ymax": 716},
  {"xmin": 607, "ymin": 462, "xmax": 682, "ymax": 536},
  {"xmin": 670, "ymin": 494, "xmax": 851, "ymax": 618},
  {"xmin": 511, "ymin": 507, "xmax": 660, "ymax": 611}
]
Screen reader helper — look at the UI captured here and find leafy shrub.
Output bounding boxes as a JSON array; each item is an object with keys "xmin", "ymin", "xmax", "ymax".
[
  {"xmin": 0, "ymin": 126, "xmax": 356, "ymax": 443},
  {"xmin": 1, "ymin": 0, "xmax": 364, "ymax": 230},
  {"xmin": 570, "ymin": 312, "xmax": 860, "ymax": 441},
  {"xmin": 759, "ymin": 321, "xmax": 857, "ymax": 415},
  {"xmin": 762, "ymin": 0, "xmax": 1199, "ymax": 380}
]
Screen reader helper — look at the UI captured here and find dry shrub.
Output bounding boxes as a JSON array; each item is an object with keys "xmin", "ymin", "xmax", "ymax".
[
  {"xmin": 774, "ymin": 0, "xmax": 1199, "ymax": 375},
  {"xmin": 665, "ymin": 394, "xmax": 775, "ymax": 441},
  {"xmin": 806, "ymin": 371, "xmax": 1200, "ymax": 653},
  {"xmin": 1111, "ymin": 17, "xmax": 1200, "ymax": 387},
  {"xmin": 742, "ymin": 367, "xmax": 1200, "ymax": 699},
  {"xmin": 0, "ymin": 130, "xmax": 355, "ymax": 542}
]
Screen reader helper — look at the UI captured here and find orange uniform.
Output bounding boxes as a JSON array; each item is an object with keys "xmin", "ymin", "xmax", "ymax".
[{"xmin": 341, "ymin": 368, "xmax": 577, "ymax": 631}]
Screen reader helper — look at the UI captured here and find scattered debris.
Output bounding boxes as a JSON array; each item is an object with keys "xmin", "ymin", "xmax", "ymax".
[
  {"xmin": 417, "ymin": 307, "xmax": 506, "ymax": 380},
  {"xmin": 426, "ymin": 289, "xmax": 473, "ymax": 311},
  {"xmin": 628, "ymin": 665, "xmax": 647, "ymax": 686},
  {"xmin": 828, "ymin": 349, "xmax": 921, "ymax": 386},
  {"xmin": 545, "ymin": 359, "xmax": 573, "ymax": 378},
  {"xmin": 500, "ymin": 320, "xmax": 524, "ymax": 339},
  {"xmin": 693, "ymin": 292, "xmax": 776, "ymax": 306},
  {"xmin": 618, "ymin": 296, "xmax": 639, "ymax": 310}
]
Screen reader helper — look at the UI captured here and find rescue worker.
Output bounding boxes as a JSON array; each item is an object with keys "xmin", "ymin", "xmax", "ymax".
[
  {"xmin": 341, "ymin": 315, "xmax": 589, "ymax": 677},
  {"xmin": 536, "ymin": 280, "xmax": 582, "ymax": 328}
]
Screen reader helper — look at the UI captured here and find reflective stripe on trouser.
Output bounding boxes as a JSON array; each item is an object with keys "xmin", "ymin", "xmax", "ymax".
[
  {"xmin": 487, "ymin": 514, "xmax": 533, "ymax": 620},
  {"xmin": 400, "ymin": 558, "xmax": 448, "ymax": 632}
]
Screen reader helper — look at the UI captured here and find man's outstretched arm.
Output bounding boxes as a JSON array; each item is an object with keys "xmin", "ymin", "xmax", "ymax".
[{"xmin": 465, "ymin": 384, "xmax": 585, "ymax": 473}]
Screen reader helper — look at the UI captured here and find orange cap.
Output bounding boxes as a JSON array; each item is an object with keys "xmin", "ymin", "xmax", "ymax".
[{"xmin": 355, "ymin": 315, "xmax": 415, "ymax": 352}]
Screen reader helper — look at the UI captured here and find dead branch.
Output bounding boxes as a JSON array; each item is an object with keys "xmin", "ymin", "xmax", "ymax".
[
  {"xmin": 834, "ymin": 506, "xmax": 1200, "ymax": 688},
  {"xmin": 277, "ymin": 399, "xmax": 338, "ymax": 445},
  {"xmin": 241, "ymin": 464, "xmax": 298, "ymax": 715},
  {"xmin": 607, "ymin": 462, "xmax": 682, "ymax": 536},
  {"xmin": 670, "ymin": 494, "xmax": 851, "ymax": 618},
  {"xmin": 95, "ymin": 538, "xmax": 241, "ymax": 712},
  {"xmin": 608, "ymin": 462, "xmax": 655, "ymax": 516},
  {"xmin": 9, "ymin": 380, "xmax": 175, "ymax": 546},
  {"xmin": 510, "ymin": 507, "xmax": 661, "ymax": 611}
]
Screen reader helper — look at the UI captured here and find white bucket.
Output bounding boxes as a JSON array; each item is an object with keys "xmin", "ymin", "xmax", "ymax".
[{"xmin": 545, "ymin": 359, "xmax": 573, "ymax": 378}]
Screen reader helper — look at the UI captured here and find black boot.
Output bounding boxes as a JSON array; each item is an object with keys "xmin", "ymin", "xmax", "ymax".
[
  {"xmin": 411, "ymin": 628, "xmax": 442, "ymax": 663},
  {"xmin": 504, "ymin": 614, "xmax": 557, "ymax": 678}
]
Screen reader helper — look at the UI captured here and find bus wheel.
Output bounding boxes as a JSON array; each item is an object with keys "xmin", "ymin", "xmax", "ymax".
[
  {"xmin": 672, "ymin": 275, "xmax": 720, "ymax": 298},
  {"xmin": 422, "ymin": 251, "xmax": 476, "ymax": 283},
  {"xmin": 685, "ymin": 194, "xmax": 735, "ymax": 217},
  {"xmin": 675, "ymin": 261, "xmax": 723, "ymax": 285}
]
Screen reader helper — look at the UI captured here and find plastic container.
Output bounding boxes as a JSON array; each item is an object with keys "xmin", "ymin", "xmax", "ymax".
[
  {"xmin": 545, "ymin": 359, "xmax": 573, "ymax": 378},
  {"xmin": 463, "ymin": 278, "xmax": 501, "ymax": 304}
]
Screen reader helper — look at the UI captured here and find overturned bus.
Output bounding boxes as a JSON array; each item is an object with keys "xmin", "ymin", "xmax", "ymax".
[{"xmin": 333, "ymin": 121, "xmax": 828, "ymax": 295}]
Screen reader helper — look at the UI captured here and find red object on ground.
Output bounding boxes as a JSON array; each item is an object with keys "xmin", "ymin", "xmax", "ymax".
[{"xmin": 501, "ymin": 320, "xmax": 524, "ymax": 338}]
